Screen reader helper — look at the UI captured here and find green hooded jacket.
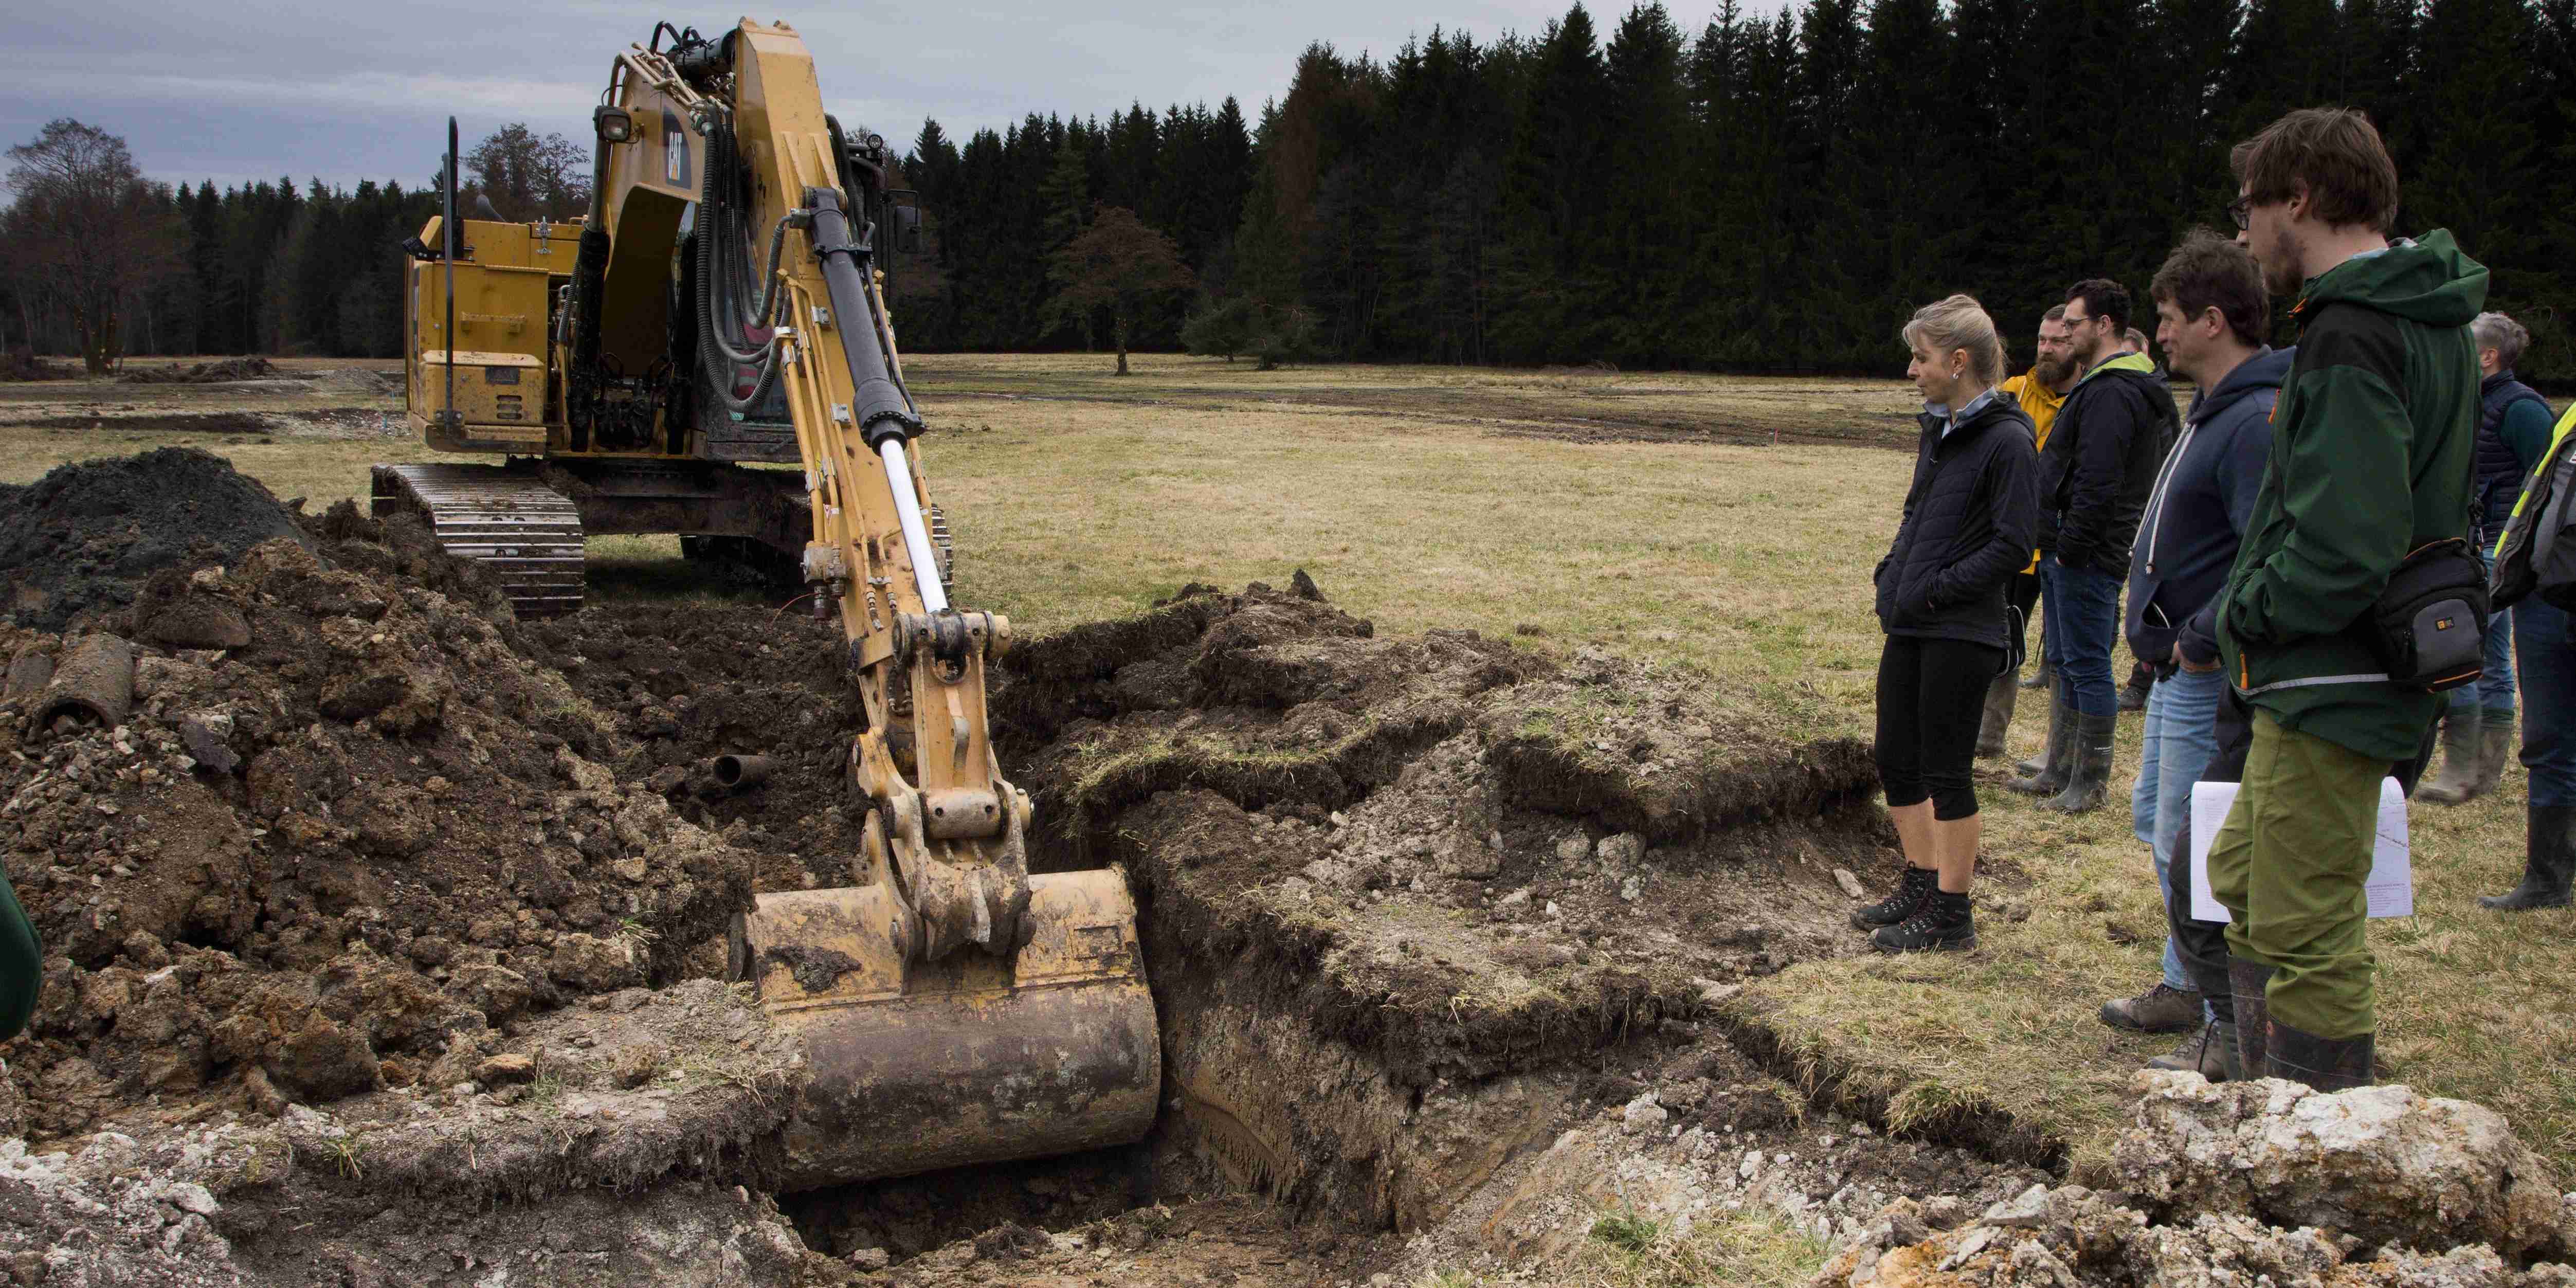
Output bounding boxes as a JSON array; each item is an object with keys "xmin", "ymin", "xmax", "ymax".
[
  {"xmin": 0, "ymin": 860, "xmax": 36, "ymax": 1042},
  {"xmin": 2216, "ymin": 230, "xmax": 2488, "ymax": 761}
]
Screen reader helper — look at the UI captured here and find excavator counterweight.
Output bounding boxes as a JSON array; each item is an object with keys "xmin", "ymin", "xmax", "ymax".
[{"xmin": 390, "ymin": 18, "xmax": 1157, "ymax": 1189}]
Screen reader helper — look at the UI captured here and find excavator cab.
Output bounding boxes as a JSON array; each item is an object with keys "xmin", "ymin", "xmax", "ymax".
[{"xmin": 394, "ymin": 19, "xmax": 1159, "ymax": 1190}]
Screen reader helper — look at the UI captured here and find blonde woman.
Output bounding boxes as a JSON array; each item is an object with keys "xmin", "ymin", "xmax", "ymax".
[{"xmin": 1856, "ymin": 295, "xmax": 2041, "ymax": 952}]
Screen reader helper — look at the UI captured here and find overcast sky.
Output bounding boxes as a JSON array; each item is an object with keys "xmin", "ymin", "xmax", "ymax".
[{"xmin": 0, "ymin": 2, "xmax": 1747, "ymax": 193}]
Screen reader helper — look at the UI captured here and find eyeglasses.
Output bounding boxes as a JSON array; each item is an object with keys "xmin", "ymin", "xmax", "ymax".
[
  {"xmin": 2062, "ymin": 312, "xmax": 2097, "ymax": 329},
  {"xmin": 2227, "ymin": 196, "xmax": 2253, "ymax": 230}
]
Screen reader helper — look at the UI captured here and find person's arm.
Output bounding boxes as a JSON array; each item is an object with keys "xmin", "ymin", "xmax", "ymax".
[
  {"xmin": 2055, "ymin": 386, "xmax": 2141, "ymax": 570},
  {"xmin": 2181, "ymin": 395, "xmax": 2277, "ymax": 667},
  {"xmin": 2501, "ymin": 397, "xmax": 2559, "ymax": 474},
  {"xmin": 1926, "ymin": 430, "xmax": 2039, "ymax": 611},
  {"xmin": 2221, "ymin": 318, "xmax": 2413, "ymax": 646}
]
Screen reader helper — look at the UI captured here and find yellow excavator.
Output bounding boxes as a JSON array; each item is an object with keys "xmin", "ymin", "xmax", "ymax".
[{"xmin": 385, "ymin": 20, "xmax": 1157, "ymax": 1190}]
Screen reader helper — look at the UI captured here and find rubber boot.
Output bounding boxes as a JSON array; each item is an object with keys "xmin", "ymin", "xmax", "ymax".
[
  {"xmin": 2008, "ymin": 699, "xmax": 2075, "ymax": 796},
  {"xmin": 2229, "ymin": 957, "xmax": 2274, "ymax": 1079},
  {"xmin": 2481, "ymin": 803, "xmax": 2576, "ymax": 911},
  {"xmin": 2019, "ymin": 651, "xmax": 2051, "ymax": 691},
  {"xmin": 2038, "ymin": 710, "xmax": 2115, "ymax": 813},
  {"xmin": 1974, "ymin": 673, "xmax": 2018, "ymax": 759},
  {"xmin": 2411, "ymin": 708, "xmax": 2483, "ymax": 805},
  {"xmin": 2473, "ymin": 709, "xmax": 2515, "ymax": 799},
  {"xmin": 2268, "ymin": 1021, "xmax": 2374, "ymax": 1093}
]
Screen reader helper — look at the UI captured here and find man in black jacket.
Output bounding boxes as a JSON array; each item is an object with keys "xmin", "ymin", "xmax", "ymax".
[{"xmin": 2010, "ymin": 278, "xmax": 2180, "ymax": 812}]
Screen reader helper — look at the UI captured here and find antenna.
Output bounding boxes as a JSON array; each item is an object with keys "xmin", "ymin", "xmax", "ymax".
[{"xmin": 442, "ymin": 116, "xmax": 459, "ymax": 433}]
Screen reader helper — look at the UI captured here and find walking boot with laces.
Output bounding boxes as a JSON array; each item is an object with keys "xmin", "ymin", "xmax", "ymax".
[
  {"xmin": 2412, "ymin": 710, "xmax": 2483, "ymax": 805},
  {"xmin": 2038, "ymin": 710, "xmax": 2115, "ymax": 813},
  {"xmin": 2117, "ymin": 669, "xmax": 2150, "ymax": 713},
  {"xmin": 1871, "ymin": 888, "xmax": 1975, "ymax": 952},
  {"xmin": 2146, "ymin": 1020, "xmax": 2237, "ymax": 1080},
  {"xmin": 2473, "ymin": 709, "xmax": 2515, "ymax": 799},
  {"xmin": 2008, "ymin": 699, "xmax": 2075, "ymax": 796},
  {"xmin": 1851, "ymin": 865, "xmax": 1937, "ymax": 931},
  {"xmin": 1974, "ymin": 673, "xmax": 2018, "ymax": 759},
  {"xmin": 2098, "ymin": 981, "xmax": 2203, "ymax": 1033},
  {"xmin": 2268, "ymin": 1021, "xmax": 2373, "ymax": 1093},
  {"xmin": 2228, "ymin": 957, "xmax": 2274, "ymax": 1078},
  {"xmin": 2482, "ymin": 804, "xmax": 2576, "ymax": 911}
]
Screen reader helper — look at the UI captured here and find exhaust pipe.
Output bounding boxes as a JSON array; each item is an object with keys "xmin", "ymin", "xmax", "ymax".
[{"xmin": 712, "ymin": 753, "xmax": 775, "ymax": 791}]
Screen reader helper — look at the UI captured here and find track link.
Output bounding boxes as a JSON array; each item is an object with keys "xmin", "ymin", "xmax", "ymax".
[{"xmin": 371, "ymin": 464, "xmax": 585, "ymax": 618}]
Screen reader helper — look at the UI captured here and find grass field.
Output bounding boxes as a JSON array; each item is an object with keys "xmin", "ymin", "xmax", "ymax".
[{"xmin": 3, "ymin": 351, "xmax": 2566, "ymax": 1185}]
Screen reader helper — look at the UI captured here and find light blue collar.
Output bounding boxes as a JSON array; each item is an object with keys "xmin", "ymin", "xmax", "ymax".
[{"xmin": 1928, "ymin": 385, "xmax": 2001, "ymax": 439}]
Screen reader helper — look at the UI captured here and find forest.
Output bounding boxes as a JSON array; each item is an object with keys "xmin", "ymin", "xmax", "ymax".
[{"xmin": 5, "ymin": 0, "xmax": 2571, "ymax": 377}]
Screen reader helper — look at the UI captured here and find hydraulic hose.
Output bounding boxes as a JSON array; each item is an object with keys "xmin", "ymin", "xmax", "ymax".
[{"xmin": 694, "ymin": 114, "xmax": 782, "ymax": 415}]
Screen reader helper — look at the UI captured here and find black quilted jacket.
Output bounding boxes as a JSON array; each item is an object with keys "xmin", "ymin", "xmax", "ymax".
[{"xmin": 1874, "ymin": 394, "xmax": 2041, "ymax": 649}]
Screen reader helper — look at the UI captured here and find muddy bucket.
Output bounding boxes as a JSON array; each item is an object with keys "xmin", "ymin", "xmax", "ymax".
[{"xmin": 730, "ymin": 867, "xmax": 1159, "ymax": 1190}]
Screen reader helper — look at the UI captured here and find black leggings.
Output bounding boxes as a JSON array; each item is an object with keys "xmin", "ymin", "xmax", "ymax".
[{"xmin": 1875, "ymin": 635, "xmax": 2003, "ymax": 820}]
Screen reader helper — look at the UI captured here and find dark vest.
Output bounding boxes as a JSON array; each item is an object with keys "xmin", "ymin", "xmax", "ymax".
[{"xmin": 2478, "ymin": 371, "xmax": 2550, "ymax": 528}]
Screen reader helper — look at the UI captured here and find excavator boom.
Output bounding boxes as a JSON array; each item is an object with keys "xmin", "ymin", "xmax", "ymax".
[{"xmin": 403, "ymin": 19, "xmax": 1159, "ymax": 1189}]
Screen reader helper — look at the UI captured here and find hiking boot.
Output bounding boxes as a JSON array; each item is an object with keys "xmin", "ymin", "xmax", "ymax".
[
  {"xmin": 2268, "ymin": 1021, "xmax": 2373, "ymax": 1093},
  {"xmin": 2146, "ymin": 1020, "xmax": 2237, "ymax": 1081},
  {"xmin": 2037, "ymin": 710, "xmax": 2116, "ymax": 813},
  {"xmin": 1871, "ymin": 890, "xmax": 1975, "ymax": 953},
  {"xmin": 2473, "ymin": 710, "xmax": 2515, "ymax": 799},
  {"xmin": 2019, "ymin": 655, "xmax": 2051, "ymax": 691},
  {"xmin": 1974, "ymin": 673, "xmax": 2018, "ymax": 759},
  {"xmin": 2229, "ymin": 957, "xmax": 2275, "ymax": 1079},
  {"xmin": 2482, "ymin": 803, "xmax": 2576, "ymax": 911},
  {"xmin": 2412, "ymin": 709, "xmax": 2483, "ymax": 805},
  {"xmin": 1851, "ymin": 865, "xmax": 1937, "ymax": 931},
  {"xmin": 2117, "ymin": 673, "xmax": 2149, "ymax": 713},
  {"xmin": 2098, "ymin": 981, "xmax": 2203, "ymax": 1034},
  {"xmin": 2007, "ymin": 699, "xmax": 2075, "ymax": 796}
]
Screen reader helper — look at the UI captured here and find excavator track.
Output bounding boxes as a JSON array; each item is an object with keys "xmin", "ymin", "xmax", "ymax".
[{"xmin": 370, "ymin": 464, "xmax": 585, "ymax": 618}]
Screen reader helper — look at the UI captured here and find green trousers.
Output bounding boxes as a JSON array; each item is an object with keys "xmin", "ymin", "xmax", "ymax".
[
  {"xmin": 0, "ymin": 860, "xmax": 35, "ymax": 1042},
  {"xmin": 2207, "ymin": 710, "xmax": 2390, "ymax": 1039}
]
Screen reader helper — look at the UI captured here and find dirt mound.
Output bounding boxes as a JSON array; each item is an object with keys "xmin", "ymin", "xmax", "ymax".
[
  {"xmin": 0, "ymin": 448, "xmax": 307, "ymax": 631},
  {"xmin": 117, "ymin": 358, "xmax": 299, "ymax": 385},
  {"xmin": 22, "ymin": 412, "xmax": 274, "ymax": 435},
  {"xmin": 0, "ymin": 350, "xmax": 72, "ymax": 382}
]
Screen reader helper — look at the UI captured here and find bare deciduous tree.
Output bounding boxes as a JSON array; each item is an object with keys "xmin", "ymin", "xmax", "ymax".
[
  {"xmin": 461, "ymin": 123, "xmax": 592, "ymax": 223},
  {"xmin": 4, "ymin": 119, "xmax": 185, "ymax": 373},
  {"xmin": 1042, "ymin": 205, "xmax": 1195, "ymax": 375}
]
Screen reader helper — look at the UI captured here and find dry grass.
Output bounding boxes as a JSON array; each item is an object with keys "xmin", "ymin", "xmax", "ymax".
[{"xmin": 1, "ymin": 352, "xmax": 2561, "ymax": 1178}]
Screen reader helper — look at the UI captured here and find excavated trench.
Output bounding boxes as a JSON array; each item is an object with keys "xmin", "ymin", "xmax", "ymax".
[
  {"xmin": 0, "ymin": 452, "xmax": 2051, "ymax": 1283},
  {"xmin": 518, "ymin": 578, "xmax": 2044, "ymax": 1277}
]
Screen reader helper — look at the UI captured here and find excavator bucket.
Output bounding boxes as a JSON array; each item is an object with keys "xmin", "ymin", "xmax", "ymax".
[{"xmin": 728, "ymin": 867, "xmax": 1159, "ymax": 1190}]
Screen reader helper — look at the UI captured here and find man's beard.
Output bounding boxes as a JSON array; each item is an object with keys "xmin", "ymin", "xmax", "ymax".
[
  {"xmin": 2259, "ymin": 227, "xmax": 2304, "ymax": 297},
  {"xmin": 2034, "ymin": 355, "xmax": 2073, "ymax": 385}
]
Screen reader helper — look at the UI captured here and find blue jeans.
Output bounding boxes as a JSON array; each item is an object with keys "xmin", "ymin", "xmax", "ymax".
[
  {"xmin": 2041, "ymin": 555, "xmax": 2125, "ymax": 717},
  {"xmin": 2131, "ymin": 665, "xmax": 2226, "ymax": 996},
  {"xmin": 2516, "ymin": 597, "xmax": 2576, "ymax": 807},
  {"xmin": 2446, "ymin": 550, "xmax": 2516, "ymax": 718}
]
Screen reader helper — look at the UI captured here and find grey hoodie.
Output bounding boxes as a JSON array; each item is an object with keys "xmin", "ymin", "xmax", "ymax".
[{"xmin": 2127, "ymin": 345, "xmax": 2294, "ymax": 671}]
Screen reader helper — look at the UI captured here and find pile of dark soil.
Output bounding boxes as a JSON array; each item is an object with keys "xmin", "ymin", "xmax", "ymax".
[
  {"xmin": 0, "ymin": 351, "xmax": 72, "ymax": 382},
  {"xmin": 0, "ymin": 448, "xmax": 308, "ymax": 631},
  {"xmin": 117, "ymin": 357, "xmax": 298, "ymax": 385},
  {"xmin": 22, "ymin": 411, "xmax": 274, "ymax": 435}
]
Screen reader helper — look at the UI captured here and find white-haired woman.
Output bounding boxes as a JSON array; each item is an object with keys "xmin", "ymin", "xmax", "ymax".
[{"xmin": 1855, "ymin": 294, "xmax": 2041, "ymax": 952}]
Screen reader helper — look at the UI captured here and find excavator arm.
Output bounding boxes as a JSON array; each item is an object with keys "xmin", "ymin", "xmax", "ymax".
[{"xmin": 580, "ymin": 20, "xmax": 1156, "ymax": 1189}]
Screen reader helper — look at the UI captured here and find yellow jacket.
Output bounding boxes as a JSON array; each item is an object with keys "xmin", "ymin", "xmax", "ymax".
[{"xmin": 2000, "ymin": 373, "xmax": 2069, "ymax": 572}]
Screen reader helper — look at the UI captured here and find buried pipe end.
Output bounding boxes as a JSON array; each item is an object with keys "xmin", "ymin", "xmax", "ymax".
[{"xmin": 713, "ymin": 753, "xmax": 776, "ymax": 790}]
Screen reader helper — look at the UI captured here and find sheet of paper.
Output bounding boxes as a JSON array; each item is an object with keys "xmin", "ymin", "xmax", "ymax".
[{"xmin": 2188, "ymin": 777, "xmax": 2414, "ymax": 922}]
